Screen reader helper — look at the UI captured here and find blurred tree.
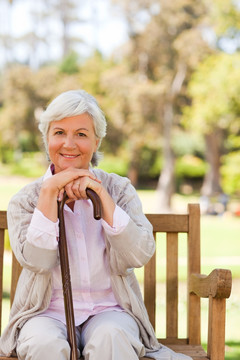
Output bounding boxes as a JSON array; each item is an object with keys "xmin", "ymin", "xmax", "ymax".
[
  {"xmin": 0, "ymin": 0, "xmax": 87, "ymax": 69},
  {"xmin": 59, "ymin": 50, "xmax": 80, "ymax": 74},
  {"xmin": 222, "ymin": 144, "xmax": 240, "ymax": 196},
  {"xmin": 0, "ymin": 0, "xmax": 14, "ymax": 65},
  {"xmin": 49, "ymin": 0, "xmax": 83, "ymax": 58},
  {"xmin": 182, "ymin": 0, "xmax": 240, "ymax": 197},
  {"xmin": 1, "ymin": 0, "xmax": 239, "ymax": 201},
  {"xmin": 78, "ymin": 51, "xmax": 113, "ymax": 95},
  {"xmin": 101, "ymin": 63, "xmax": 163, "ymax": 185},
  {"xmin": 0, "ymin": 66, "xmax": 42, "ymax": 153},
  {"xmin": 111, "ymin": 0, "xmax": 210, "ymax": 210},
  {"xmin": 0, "ymin": 64, "xmax": 81, "ymax": 158},
  {"xmin": 183, "ymin": 52, "xmax": 240, "ymax": 196},
  {"xmin": 0, "ymin": 50, "xmax": 118, "ymax": 163},
  {"xmin": 208, "ymin": 0, "xmax": 240, "ymax": 42},
  {"xmin": 77, "ymin": 51, "xmax": 126, "ymax": 156}
]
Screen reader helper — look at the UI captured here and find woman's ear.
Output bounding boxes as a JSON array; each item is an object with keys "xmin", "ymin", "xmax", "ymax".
[{"xmin": 95, "ymin": 138, "xmax": 100, "ymax": 151}]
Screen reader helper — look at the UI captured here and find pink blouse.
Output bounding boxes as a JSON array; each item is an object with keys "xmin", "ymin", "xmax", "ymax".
[{"xmin": 26, "ymin": 166, "xmax": 130, "ymax": 326}]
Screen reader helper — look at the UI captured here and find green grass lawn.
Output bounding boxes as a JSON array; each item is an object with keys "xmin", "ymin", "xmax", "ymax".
[{"xmin": 225, "ymin": 342, "xmax": 240, "ymax": 360}]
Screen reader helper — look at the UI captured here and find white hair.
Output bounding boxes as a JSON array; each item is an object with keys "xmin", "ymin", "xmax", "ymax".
[{"xmin": 38, "ymin": 89, "xmax": 107, "ymax": 166}]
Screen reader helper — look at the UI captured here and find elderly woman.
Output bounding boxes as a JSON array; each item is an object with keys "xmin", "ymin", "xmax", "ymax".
[{"xmin": 0, "ymin": 90, "xmax": 191, "ymax": 360}]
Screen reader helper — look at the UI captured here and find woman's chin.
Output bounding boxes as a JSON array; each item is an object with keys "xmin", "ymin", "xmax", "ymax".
[{"xmin": 54, "ymin": 162, "xmax": 89, "ymax": 173}]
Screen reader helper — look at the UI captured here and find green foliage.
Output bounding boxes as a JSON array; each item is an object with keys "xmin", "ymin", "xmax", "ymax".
[
  {"xmin": 184, "ymin": 53, "xmax": 240, "ymax": 133},
  {"xmin": 78, "ymin": 51, "xmax": 114, "ymax": 95},
  {"xmin": 99, "ymin": 149, "xmax": 161, "ymax": 181},
  {"xmin": 59, "ymin": 51, "xmax": 80, "ymax": 74},
  {"xmin": 0, "ymin": 64, "xmax": 82, "ymax": 154},
  {"xmin": 0, "ymin": 148, "xmax": 14, "ymax": 164},
  {"xmin": 98, "ymin": 154, "xmax": 128, "ymax": 177},
  {"xmin": 221, "ymin": 151, "xmax": 240, "ymax": 195},
  {"xmin": 183, "ymin": 53, "xmax": 240, "ymax": 195},
  {"xmin": 10, "ymin": 158, "xmax": 46, "ymax": 178},
  {"xmin": 0, "ymin": 152, "xmax": 47, "ymax": 178},
  {"xmin": 176, "ymin": 155, "xmax": 207, "ymax": 178},
  {"xmin": 139, "ymin": 148, "xmax": 162, "ymax": 179},
  {"xmin": 172, "ymin": 130, "xmax": 205, "ymax": 157},
  {"xmin": 208, "ymin": 0, "xmax": 240, "ymax": 37}
]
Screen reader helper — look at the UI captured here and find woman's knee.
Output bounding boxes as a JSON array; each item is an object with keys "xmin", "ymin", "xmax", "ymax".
[
  {"xmin": 17, "ymin": 317, "xmax": 71, "ymax": 360},
  {"xmin": 82, "ymin": 313, "xmax": 125, "ymax": 343},
  {"xmin": 81, "ymin": 312, "xmax": 144, "ymax": 359},
  {"xmin": 17, "ymin": 335, "xmax": 70, "ymax": 360}
]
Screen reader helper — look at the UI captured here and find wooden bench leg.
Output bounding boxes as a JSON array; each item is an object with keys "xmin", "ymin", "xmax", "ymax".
[{"xmin": 207, "ymin": 296, "xmax": 226, "ymax": 360}]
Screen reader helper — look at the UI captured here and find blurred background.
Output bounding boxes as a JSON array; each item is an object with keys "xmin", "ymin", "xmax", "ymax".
[{"xmin": 0, "ymin": 0, "xmax": 239, "ymax": 358}]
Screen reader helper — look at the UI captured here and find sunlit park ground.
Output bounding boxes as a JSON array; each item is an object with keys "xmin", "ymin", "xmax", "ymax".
[{"xmin": 0, "ymin": 171, "xmax": 239, "ymax": 359}]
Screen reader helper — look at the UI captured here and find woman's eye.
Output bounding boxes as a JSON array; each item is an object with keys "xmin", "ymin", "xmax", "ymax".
[
  {"xmin": 77, "ymin": 132, "xmax": 87, "ymax": 137},
  {"xmin": 55, "ymin": 131, "xmax": 64, "ymax": 135}
]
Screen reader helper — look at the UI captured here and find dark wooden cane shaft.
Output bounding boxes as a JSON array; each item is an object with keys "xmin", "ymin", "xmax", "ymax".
[
  {"xmin": 58, "ymin": 192, "xmax": 78, "ymax": 360},
  {"xmin": 58, "ymin": 189, "xmax": 102, "ymax": 360}
]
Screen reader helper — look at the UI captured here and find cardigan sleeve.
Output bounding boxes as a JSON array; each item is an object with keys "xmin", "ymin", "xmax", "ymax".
[
  {"xmin": 101, "ymin": 205, "xmax": 130, "ymax": 234},
  {"xmin": 100, "ymin": 172, "xmax": 155, "ymax": 276},
  {"xmin": 27, "ymin": 208, "xmax": 59, "ymax": 250},
  {"xmin": 7, "ymin": 180, "xmax": 59, "ymax": 274}
]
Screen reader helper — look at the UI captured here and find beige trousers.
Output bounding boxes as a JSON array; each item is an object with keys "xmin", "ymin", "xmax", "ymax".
[{"xmin": 17, "ymin": 311, "xmax": 145, "ymax": 360}]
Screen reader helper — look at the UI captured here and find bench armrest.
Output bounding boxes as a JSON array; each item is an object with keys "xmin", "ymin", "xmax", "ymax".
[{"xmin": 189, "ymin": 268, "xmax": 232, "ymax": 299}]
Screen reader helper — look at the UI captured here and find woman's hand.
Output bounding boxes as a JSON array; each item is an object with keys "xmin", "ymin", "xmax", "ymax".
[
  {"xmin": 63, "ymin": 173, "xmax": 116, "ymax": 226},
  {"xmin": 48, "ymin": 168, "xmax": 99, "ymax": 196},
  {"xmin": 37, "ymin": 167, "xmax": 116, "ymax": 226},
  {"xmin": 62, "ymin": 174, "xmax": 101, "ymax": 202},
  {"xmin": 37, "ymin": 168, "xmax": 100, "ymax": 222}
]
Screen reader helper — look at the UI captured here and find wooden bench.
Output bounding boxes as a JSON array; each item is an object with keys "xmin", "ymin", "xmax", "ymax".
[{"xmin": 0, "ymin": 204, "xmax": 232, "ymax": 360}]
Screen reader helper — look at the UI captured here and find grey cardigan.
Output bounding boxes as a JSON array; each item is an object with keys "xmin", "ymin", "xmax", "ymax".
[{"xmin": 0, "ymin": 168, "xmax": 191, "ymax": 360}]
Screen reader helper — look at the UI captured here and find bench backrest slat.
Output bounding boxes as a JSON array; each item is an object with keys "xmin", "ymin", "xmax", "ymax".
[
  {"xmin": 187, "ymin": 204, "xmax": 201, "ymax": 344},
  {"xmin": 144, "ymin": 232, "xmax": 156, "ymax": 330},
  {"xmin": 146, "ymin": 214, "xmax": 189, "ymax": 232},
  {"xmin": 166, "ymin": 232, "xmax": 178, "ymax": 338}
]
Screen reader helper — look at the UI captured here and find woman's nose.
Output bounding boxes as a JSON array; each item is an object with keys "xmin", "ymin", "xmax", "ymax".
[{"xmin": 63, "ymin": 135, "xmax": 76, "ymax": 149}]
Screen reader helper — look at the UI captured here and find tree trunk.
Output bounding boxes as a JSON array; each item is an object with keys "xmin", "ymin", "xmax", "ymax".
[
  {"xmin": 157, "ymin": 102, "xmax": 175, "ymax": 212},
  {"xmin": 201, "ymin": 129, "xmax": 223, "ymax": 197},
  {"xmin": 157, "ymin": 64, "xmax": 186, "ymax": 212},
  {"xmin": 128, "ymin": 144, "xmax": 140, "ymax": 187}
]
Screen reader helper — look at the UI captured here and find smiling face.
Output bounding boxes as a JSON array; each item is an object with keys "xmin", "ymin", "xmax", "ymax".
[{"xmin": 47, "ymin": 113, "xmax": 99, "ymax": 173}]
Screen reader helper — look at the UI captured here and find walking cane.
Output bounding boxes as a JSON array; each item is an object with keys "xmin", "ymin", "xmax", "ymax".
[{"xmin": 58, "ymin": 188, "xmax": 102, "ymax": 360}]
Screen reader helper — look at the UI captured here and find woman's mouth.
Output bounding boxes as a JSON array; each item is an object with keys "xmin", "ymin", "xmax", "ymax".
[{"xmin": 61, "ymin": 154, "xmax": 80, "ymax": 159}]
